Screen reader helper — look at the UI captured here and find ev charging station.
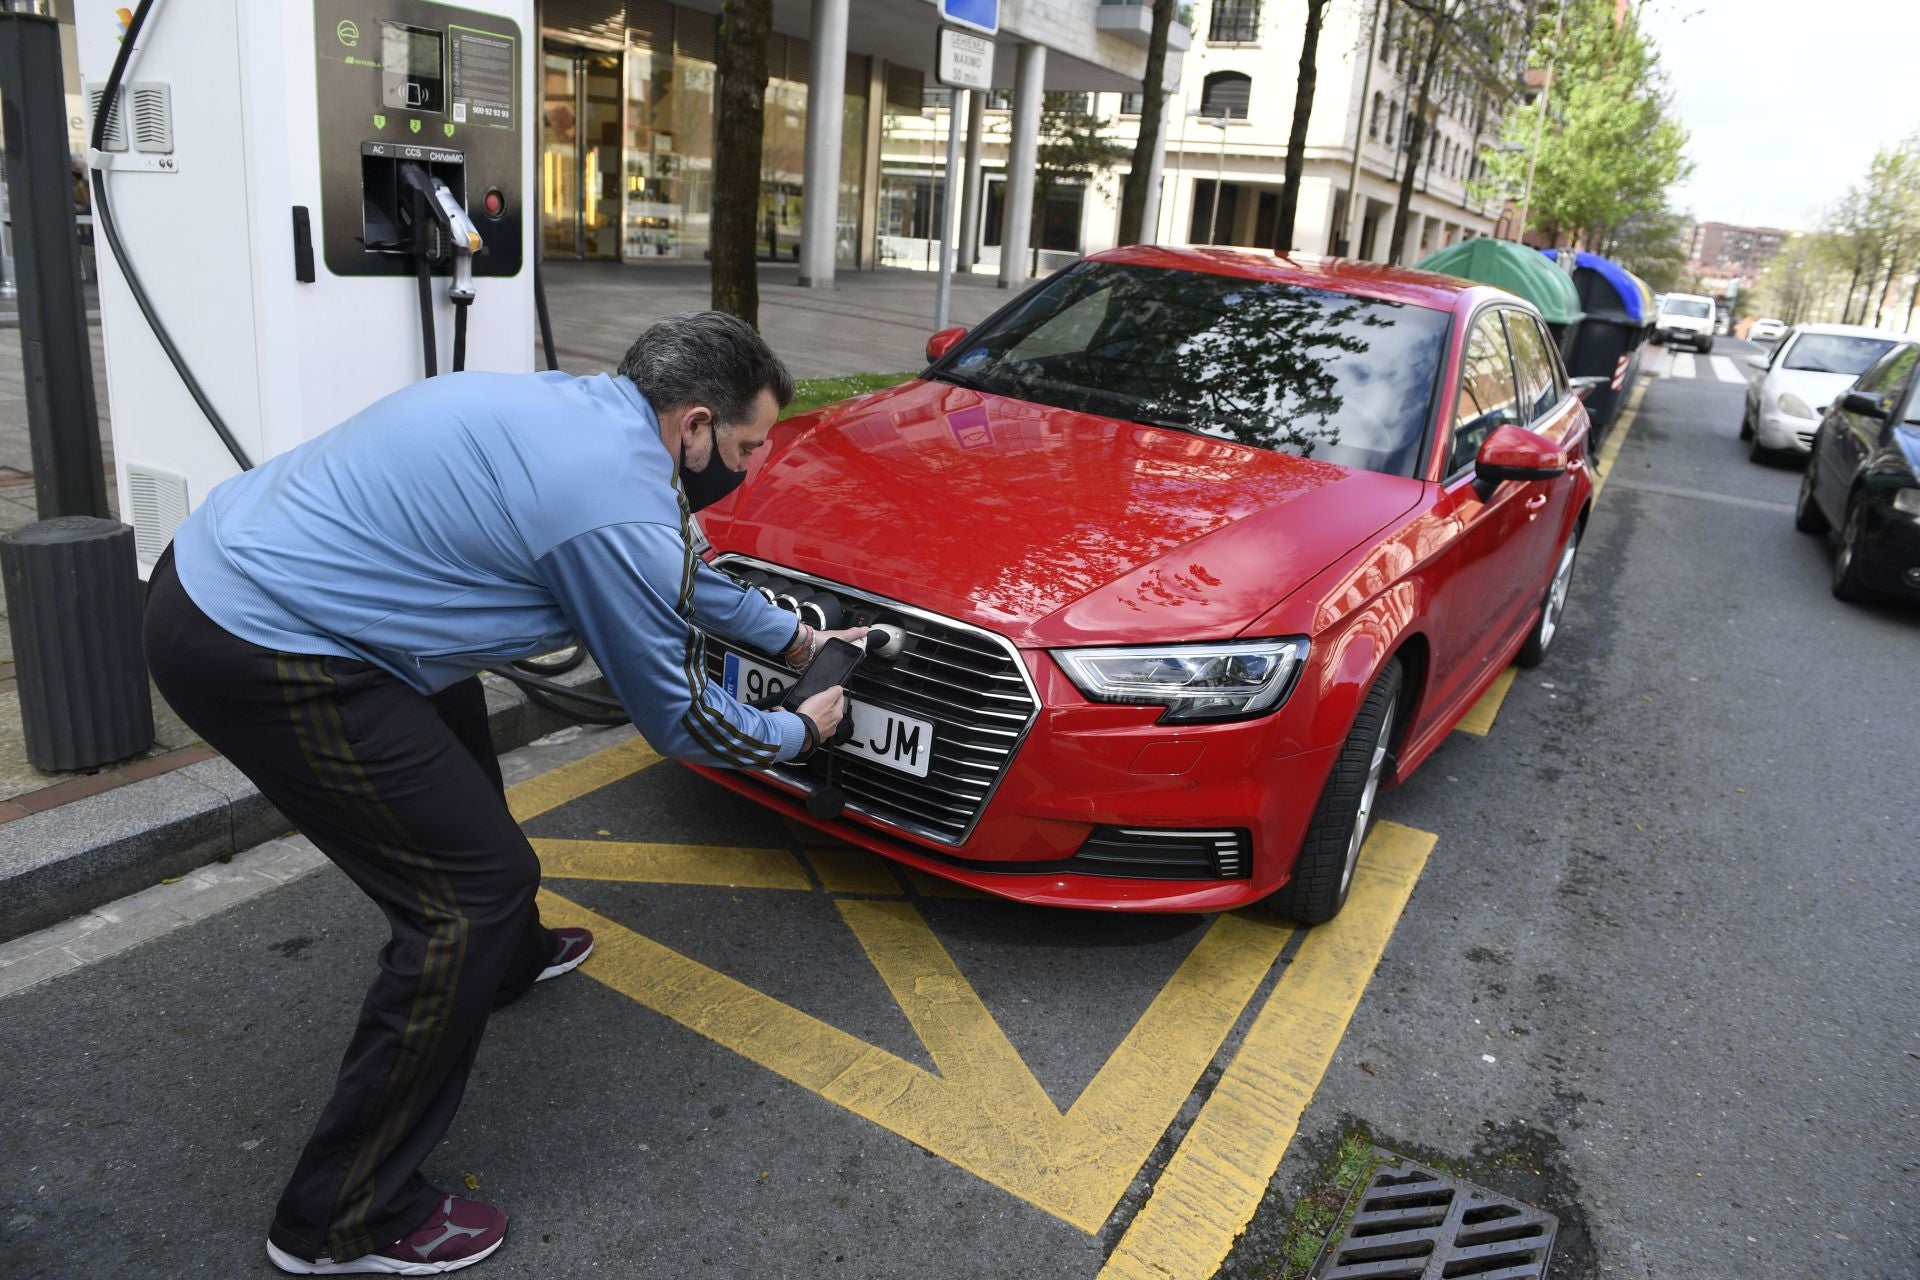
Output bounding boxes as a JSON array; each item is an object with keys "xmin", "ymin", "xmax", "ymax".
[{"xmin": 75, "ymin": 0, "xmax": 536, "ymax": 573}]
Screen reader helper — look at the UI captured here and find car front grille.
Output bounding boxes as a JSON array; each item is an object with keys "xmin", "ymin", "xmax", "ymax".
[
  {"xmin": 704, "ymin": 556, "xmax": 1039, "ymax": 846},
  {"xmin": 1795, "ymin": 429, "xmax": 1816, "ymax": 450}
]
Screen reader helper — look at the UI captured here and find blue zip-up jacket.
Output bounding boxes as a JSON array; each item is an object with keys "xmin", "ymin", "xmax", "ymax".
[{"xmin": 173, "ymin": 370, "xmax": 808, "ymax": 768}]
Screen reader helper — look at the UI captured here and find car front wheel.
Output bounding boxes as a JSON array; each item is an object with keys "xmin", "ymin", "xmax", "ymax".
[{"xmin": 1265, "ymin": 659, "xmax": 1402, "ymax": 926}]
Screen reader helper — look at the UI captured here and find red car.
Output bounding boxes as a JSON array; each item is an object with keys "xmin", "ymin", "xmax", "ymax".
[{"xmin": 690, "ymin": 246, "xmax": 1591, "ymax": 923}]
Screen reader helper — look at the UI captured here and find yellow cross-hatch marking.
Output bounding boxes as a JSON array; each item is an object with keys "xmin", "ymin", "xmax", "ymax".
[
  {"xmin": 1098, "ymin": 822, "xmax": 1438, "ymax": 1280},
  {"xmin": 506, "ymin": 673, "xmax": 1438, "ymax": 1266}
]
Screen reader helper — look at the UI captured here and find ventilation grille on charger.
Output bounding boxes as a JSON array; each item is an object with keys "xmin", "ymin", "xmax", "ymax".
[{"xmin": 125, "ymin": 465, "xmax": 190, "ymax": 565}]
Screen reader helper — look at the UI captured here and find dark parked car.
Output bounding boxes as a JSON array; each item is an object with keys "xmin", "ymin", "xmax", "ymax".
[{"xmin": 1795, "ymin": 340, "xmax": 1920, "ymax": 602}]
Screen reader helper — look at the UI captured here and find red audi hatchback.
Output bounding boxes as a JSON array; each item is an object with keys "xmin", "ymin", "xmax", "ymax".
[{"xmin": 690, "ymin": 246, "xmax": 1591, "ymax": 923}]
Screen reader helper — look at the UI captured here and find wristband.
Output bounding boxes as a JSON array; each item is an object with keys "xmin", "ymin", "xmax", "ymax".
[
  {"xmin": 782, "ymin": 622, "xmax": 815, "ymax": 667},
  {"xmin": 795, "ymin": 711, "xmax": 821, "ymax": 758}
]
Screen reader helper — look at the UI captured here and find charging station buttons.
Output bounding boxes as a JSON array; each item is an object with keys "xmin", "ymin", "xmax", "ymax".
[{"xmin": 482, "ymin": 188, "xmax": 505, "ymax": 220}]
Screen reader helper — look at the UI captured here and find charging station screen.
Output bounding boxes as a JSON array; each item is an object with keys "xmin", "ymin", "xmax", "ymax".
[{"xmin": 380, "ymin": 21, "xmax": 445, "ymax": 114}]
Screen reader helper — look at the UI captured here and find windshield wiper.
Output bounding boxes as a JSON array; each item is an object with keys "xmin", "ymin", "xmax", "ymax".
[
  {"xmin": 929, "ymin": 369, "xmax": 994, "ymax": 392},
  {"xmin": 1130, "ymin": 415, "xmax": 1210, "ymax": 436}
]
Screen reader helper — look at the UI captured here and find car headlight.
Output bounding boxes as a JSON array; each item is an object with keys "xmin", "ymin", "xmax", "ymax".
[
  {"xmin": 1893, "ymin": 488, "xmax": 1920, "ymax": 516},
  {"xmin": 1054, "ymin": 638, "xmax": 1308, "ymax": 723},
  {"xmin": 1778, "ymin": 392, "xmax": 1817, "ymax": 419}
]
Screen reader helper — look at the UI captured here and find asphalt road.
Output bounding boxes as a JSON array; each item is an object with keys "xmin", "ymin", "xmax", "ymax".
[{"xmin": 2, "ymin": 335, "xmax": 1916, "ymax": 1279}]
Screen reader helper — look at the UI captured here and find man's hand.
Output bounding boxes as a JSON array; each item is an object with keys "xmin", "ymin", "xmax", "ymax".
[
  {"xmin": 786, "ymin": 624, "xmax": 869, "ymax": 668},
  {"xmin": 796, "ymin": 686, "xmax": 848, "ymax": 746}
]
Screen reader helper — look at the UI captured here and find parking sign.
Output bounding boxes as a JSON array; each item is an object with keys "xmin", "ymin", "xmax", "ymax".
[{"xmin": 940, "ymin": 0, "xmax": 999, "ymax": 37}]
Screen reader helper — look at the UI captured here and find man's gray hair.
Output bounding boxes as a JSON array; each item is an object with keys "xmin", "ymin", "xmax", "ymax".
[{"xmin": 617, "ymin": 311, "xmax": 795, "ymax": 429}]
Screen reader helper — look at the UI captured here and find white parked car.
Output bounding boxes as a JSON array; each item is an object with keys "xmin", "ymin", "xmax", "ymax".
[
  {"xmin": 1654, "ymin": 293, "xmax": 1716, "ymax": 352},
  {"xmin": 1742, "ymin": 322, "xmax": 1907, "ymax": 461},
  {"xmin": 1749, "ymin": 317, "xmax": 1788, "ymax": 343}
]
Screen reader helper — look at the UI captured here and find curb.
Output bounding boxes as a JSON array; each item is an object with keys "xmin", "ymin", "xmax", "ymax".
[{"xmin": 0, "ymin": 661, "xmax": 614, "ymax": 944}]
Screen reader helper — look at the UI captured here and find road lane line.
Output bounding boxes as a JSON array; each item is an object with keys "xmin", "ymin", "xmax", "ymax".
[
  {"xmin": 1097, "ymin": 822, "xmax": 1438, "ymax": 1280},
  {"xmin": 1709, "ymin": 355, "xmax": 1744, "ymax": 383},
  {"xmin": 1670, "ymin": 352, "xmax": 1698, "ymax": 380},
  {"xmin": 1604, "ymin": 478, "xmax": 1793, "ymax": 514},
  {"xmin": 507, "ymin": 735, "xmax": 662, "ymax": 823},
  {"xmin": 534, "ymin": 838, "xmax": 810, "ymax": 889},
  {"xmin": 1453, "ymin": 666, "xmax": 1517, "ymax": 738}
]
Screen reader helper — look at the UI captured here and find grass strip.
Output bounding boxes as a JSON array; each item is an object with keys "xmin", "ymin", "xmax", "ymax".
[{"xmin": 782, "ymin": 372, "xmax": 915, "ymax": 419}]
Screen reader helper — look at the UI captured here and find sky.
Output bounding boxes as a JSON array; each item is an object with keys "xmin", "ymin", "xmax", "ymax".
[{"xmin": 1636, "ymin": 0, "xmax": 1920, "ymax": 231}]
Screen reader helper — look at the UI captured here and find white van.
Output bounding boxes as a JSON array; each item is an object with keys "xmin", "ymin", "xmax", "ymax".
[{"xmin": 1654, "ymin": 293, "xmax": 1716, "ymax": 353}]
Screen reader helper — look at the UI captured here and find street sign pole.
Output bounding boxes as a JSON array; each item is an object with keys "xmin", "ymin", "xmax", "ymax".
[
  {"xmin": 933, "ymin": 22, "xmax": 994, "ymax": 330},
  {"xmin": 935, "ymin": 87, "xmax": 964, "ymax": 331}
]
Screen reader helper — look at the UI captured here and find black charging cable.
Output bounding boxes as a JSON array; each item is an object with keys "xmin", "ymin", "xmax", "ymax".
[{"xmin": 89, "ymin": 0, "xmax": 252, "ymax": 472}]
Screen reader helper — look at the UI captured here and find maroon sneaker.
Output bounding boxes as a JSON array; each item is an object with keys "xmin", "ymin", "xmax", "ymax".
[
  {"xmin": 265, "ymin": 1194, "xmax": 506, "ymax": 1274},
  {"xmin": 536, "ymin": 926, "xmax": 594, "ymax": 983}
]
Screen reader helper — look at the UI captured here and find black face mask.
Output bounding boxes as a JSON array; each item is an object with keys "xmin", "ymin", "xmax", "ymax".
[{"xmin": 679, "ymin": 436, "xmax": 749, "ymax": 513}]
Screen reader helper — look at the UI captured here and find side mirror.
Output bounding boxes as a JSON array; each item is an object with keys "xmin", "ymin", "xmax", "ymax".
[
  {"xmin": 1473, "ymin": 424, "xmax": 1568, "ymax": 502},
  {"xmin": 925, "ymin": 325, "xmax": 968, "ymax": 364},
  {"xmin": 1746, "ymin": 355, "xmax": 1769, "ymax": 371},
  {"xmin": 1841, "ymin": 390, "xmax": 1888, "ymax": 420},
  {"xmin": 1569, "ymin": 375, "xmax": 1607, "ymax": 403}
]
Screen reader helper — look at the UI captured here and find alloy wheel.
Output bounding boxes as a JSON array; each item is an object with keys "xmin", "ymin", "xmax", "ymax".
[
  {"xmin": 1340, "ymin": 700, "xmax": 1395, "ymax": 900},
  {"xmin": 1538, "ymin": 541, "xmax": 1578, "ymax": 651}
]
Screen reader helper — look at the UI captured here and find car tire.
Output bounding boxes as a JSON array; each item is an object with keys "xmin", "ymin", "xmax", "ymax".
[
  {"xmin": 1265, "ymin": 659, "xmax": 1403, "ymax": 927},
  {"xmin": 1516, "ymin": 525, "xmax": 1580, "ymax": 668},
  {"xmin": 1698, "ymin": 337, "xmax": 1714, "ymax": 354},
  {"xmin": 1748, "ymin": 431, "xmax": 1771, "ymax": 463},
  {"xmin": 1739, "ymin": 406, "xmax": 1754, "ymax": 441},
  {"xmin": 1831, "ymin": 499, "xmax": 1874, "ymax": 603},
  {"xmin": 1794, "ymin": 458, "xmax": 1830, "ymax": 534}
]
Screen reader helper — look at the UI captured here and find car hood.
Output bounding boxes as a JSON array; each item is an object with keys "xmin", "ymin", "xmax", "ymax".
[
  {"xmin": 1767, "ymin": 367, "xmax": 1861, "ymax": 413},
  {"xmin": 701, "ymin": 380, "xmax": 1423, "ymax": 646}
]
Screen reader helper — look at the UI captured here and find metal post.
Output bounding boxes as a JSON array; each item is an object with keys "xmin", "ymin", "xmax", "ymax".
[
  {"xmin": 0, "ymin": 12, "xmax": 109, "ymax": 519},
  {"xmin": 934, "ymin": 88, "xmax": 964, "ymax": 331},
  {"xmin": 1343, "ymin": 0, "xmax": 1384, "ymax": 256},
  {"xmin": 1205, "ymin": 119, "xmax": 1226, "ymax": 245}
]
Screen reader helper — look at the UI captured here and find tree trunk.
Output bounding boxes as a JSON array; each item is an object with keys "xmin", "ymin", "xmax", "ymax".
[
  {"xmin": 1275, "ymin": 0, "xmax": 1331, "ymax": 253},
  {"xmin": 1387, "ymin": 2, "xmax": 1450, "ymax": 265},
  {"xmin": 1117, "ymin": 0, "xmax": 1175, "ymax": 246},
  {"xmin": 711, "ymin": 0, "xmax": 771, "ymax": 328},
  {"xmin": 1873, "ymin": 236, "xmax": 1901, "ymax": 328},
  {"xmin": 1906, "ymin": 265, "xmax": 1919, "ymax": 330},
  {"xmin": 1842, "ymin": 248, "xmax": 1865, "ymax": 325}
]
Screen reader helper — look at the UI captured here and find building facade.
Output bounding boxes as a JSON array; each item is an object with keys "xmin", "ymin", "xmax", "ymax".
[{"xmin": 1686, "ymin": 221, "xmax": 1789, "ymax": 292}]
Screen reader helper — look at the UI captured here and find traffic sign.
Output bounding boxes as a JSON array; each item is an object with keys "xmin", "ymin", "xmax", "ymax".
[
  {"xmin": 940, "ymin": 0, "xmax": 999, "ymax": 37},
  {"xmin": 936, "ymin": 27, "xmax": 995, "ymax": 91}
]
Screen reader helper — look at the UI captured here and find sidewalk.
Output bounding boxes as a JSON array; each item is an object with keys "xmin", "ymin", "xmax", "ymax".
[{"xmin": 0, "ymin": 259, "xmax": 1010, "ymax": 939}]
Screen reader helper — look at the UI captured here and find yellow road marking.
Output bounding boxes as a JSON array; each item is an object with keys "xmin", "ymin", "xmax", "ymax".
[
  {"xmin": 537, "ymin": 879, "xmax": 1291, "ymax": 1232},
  {"xmin": 535, "ymin": 838, "xmax": 808, "ymax": 890},
  {"xmin": 1098, "ymin": 822, "xmax": 1438, "ymax": 1280},
  {"xmin": 506, "ymin": 735, "xmax": 662, "ymax": 823},
  {"xmin": 1454, "ymin": 666, "xmax": 1517, "ymax": 738},
  {"xmin": 807, "ymin": 848, "xmax": 904, "ymax": 895}
]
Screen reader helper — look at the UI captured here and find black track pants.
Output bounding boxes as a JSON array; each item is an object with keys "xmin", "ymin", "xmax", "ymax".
[{"xmin": 144, "ymin": 554, "xmax": 556, "ymax": 1263}]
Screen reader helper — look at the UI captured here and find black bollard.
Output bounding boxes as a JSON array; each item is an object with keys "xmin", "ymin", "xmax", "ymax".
[{"xmin": 1, "ymin": 517, "xmax": 154, "ymax": 771}]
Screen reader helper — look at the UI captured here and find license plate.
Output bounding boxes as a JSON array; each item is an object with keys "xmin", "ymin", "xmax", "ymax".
[{"xmin": 722, "ymin": 652, "xmax": 936, "ymax": 779}]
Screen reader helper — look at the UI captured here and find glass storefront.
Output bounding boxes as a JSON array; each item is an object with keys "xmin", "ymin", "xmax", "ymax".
[{"xmin": 541, "ymin": 3, "xmax": 872, "ymax": 268}]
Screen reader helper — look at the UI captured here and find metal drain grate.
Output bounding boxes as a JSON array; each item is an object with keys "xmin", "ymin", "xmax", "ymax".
[{"xmin": 1317, "ymin": 1152, "xmax": 1558, "ymax": 1279}]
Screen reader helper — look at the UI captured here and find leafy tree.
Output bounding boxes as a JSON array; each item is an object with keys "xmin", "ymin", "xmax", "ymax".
[
  {"xmin": 1480, "ymin": 0, "xmax": 1689, "ymax": 253},
  {"xmin": 1117, "ymin": 0, "xmax": 1177, "ymax": 246},
  {"xmin": 1387, "ymin": 0, "xmax": 1515, "ymax": 265},
  {"xmin": 1275, "ymin": 0, "xmax": 1335, "ymax": 253},
  {"xmin": 711, "ymin": 0, "xmax": 771, "ymax": 327}
]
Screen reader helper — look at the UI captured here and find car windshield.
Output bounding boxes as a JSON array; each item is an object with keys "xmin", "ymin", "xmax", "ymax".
[
  {"xmin": 927, "ymin": 262, "xmax": 1450, "ymax": 477},
  {"xmin": 1662, "ymin": 299, "xmax": 1712, "ymax": 319},
  {"xmin": 1783, "ymin": 334, "xmax": 1897, "ymax": 375}
]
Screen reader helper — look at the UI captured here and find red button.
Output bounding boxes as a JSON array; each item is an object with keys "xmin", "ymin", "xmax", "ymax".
[{"xmin": 483, "ymin": 189, "xmax": 504, "ymax": 216}]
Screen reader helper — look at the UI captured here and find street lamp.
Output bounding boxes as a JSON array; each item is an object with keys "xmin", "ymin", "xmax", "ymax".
[{"xmin": 1192, "ymin": 110, "xmax": 1230, "ymax": 246}]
